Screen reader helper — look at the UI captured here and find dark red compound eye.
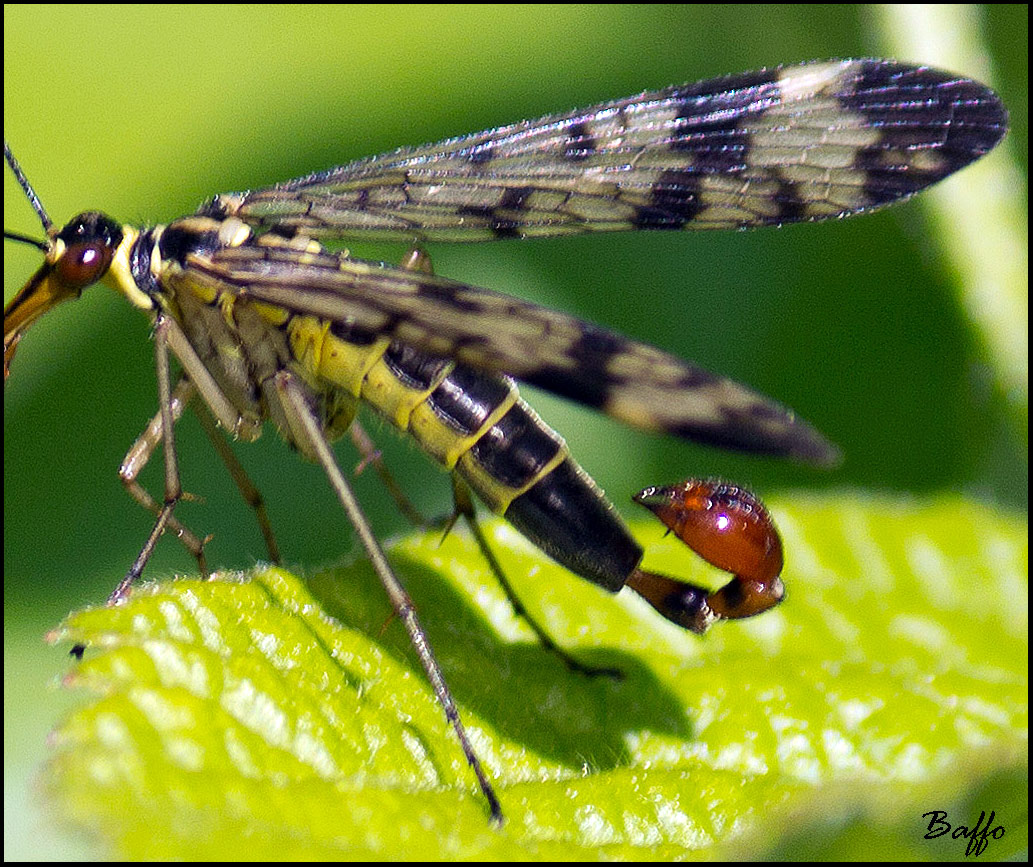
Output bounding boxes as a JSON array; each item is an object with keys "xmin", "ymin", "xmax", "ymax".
[{"xmin": 55, "ymin": 239, "xmax": 113, "ymax": 290}]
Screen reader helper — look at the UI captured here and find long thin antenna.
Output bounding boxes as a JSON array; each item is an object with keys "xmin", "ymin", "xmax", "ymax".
[
  {"xmin": 4, "ymin": 140, "xmax": 52, "ymax": 232},
  {"xmin": 3, "ymin": 229, "xmax": 48, "ymax": 251}
]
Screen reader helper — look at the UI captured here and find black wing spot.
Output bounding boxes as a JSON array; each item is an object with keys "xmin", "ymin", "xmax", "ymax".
[
  {"xmin": 520, "ymin": 327, "xmax": 629, "ymax": 407},
  {"xmin": 841, "ymin": 61, "xmax": 1008, "ymax": 207},
  {"xmin": 415, "ymin": 279, "xmax": 485, "ymax": 312},
  {"xmin": 564, "ymin": 120, "xmax": 598, "ymax": 162},
  {"xmin": 456, "ymin": 186, "xmax": 537, "ymax": 239},
  {"xmin": 769, "ymin": 177, "xmax": 810, "ymax": 225},
  {"xmin": 632, "ymin": 169, "xmax": 706, "ymax": 229}
]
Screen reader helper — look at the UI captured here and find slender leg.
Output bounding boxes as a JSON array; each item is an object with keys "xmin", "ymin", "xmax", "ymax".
[
  {"xmin": 162, "ymin": 311, "xmax": 259, "ymax": 437},
  {"xmin": 352, "ymin": 399, "xmax": 618, "ymax": 679},
  {"xmin": 348, "ymin": 420, "xmax": 427, "ymax": 527},
  {"xmin": 115, "ymin": 308, "xmax": 264, "ymax": 577},
  {"xmin": 120, "ymin": 376, "xmax": 210, "ymax": 573},
  {"xmin": 274, "ymin": 369, "xmax": 503, "ymax": 823},
  {"xmin": 120, "ymin": 379, "xmax": 281, "ymax": 569},
  {"xmin": 451, "ymin": 477, "xmax": 622, "ymax": 679},
  {"xmin": 107, "ymin": 314, "xmax": 187, "ymax": 605},
  {"xmin": 192, "ymin": 401, "xmax": 281, "ymax": 564}
]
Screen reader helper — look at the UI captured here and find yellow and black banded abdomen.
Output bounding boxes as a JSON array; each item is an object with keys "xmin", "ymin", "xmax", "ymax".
[{"xmin": 304, "ymin": 321, "xmax": 643, "ymax": 592}]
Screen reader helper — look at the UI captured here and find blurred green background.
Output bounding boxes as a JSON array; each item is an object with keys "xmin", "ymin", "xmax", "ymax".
[{"xmin": 4, "ymin": 5, "xmax": 1026, "ymax": 858}]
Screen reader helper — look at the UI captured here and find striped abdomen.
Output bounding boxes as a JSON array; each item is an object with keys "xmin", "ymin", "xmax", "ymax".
[{"xmin": 291, "ymin": 314, "xmax": 643, "ymax": 592}]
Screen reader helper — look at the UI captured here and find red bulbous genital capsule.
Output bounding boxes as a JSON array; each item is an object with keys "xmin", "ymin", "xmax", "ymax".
[{"xmin": 633, "ymin": 480, "xmax": 783, "ymax": 584}]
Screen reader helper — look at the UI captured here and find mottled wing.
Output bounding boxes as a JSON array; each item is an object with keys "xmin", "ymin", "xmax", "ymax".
[
  {"xmin": 178, "ymin": 243, "xmax": 838, "ymax": 464},
  {"xmin": 208, "ymin": 59, "xmax": 1007, "ymax": 242}
]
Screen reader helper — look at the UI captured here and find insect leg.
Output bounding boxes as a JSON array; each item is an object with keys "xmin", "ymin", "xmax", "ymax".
[
  {"xmin": 106, "ymin": 313, "xmax": 188, "ymax": 605},
  {"xmin": 348, "ymin": 420, "xmax": 427, "ymax": 526},
  {"xmin": 162, "ymin": 312, "xmax": 281, "ymax": 560},
  {"xmin": 191, "ymin": 400, "xmax": 281, "ymax": 565},
  {"xmin": 347, "ymin": 421, "xmax": 619, "ymax": 677},
  {"xmin": 273, "ymin": 368, "xmax": 503, "ymax": 824},
  {"xmin": 121, "ymin": 374, "xmax": 281, "ymax": 568},
  {"xmin": 161, "ymin": 312, "xmax": 263, "ymax": 440},
  {"xmin": 119, "ymin": 375, "xmax": 210, "ymax": 574},
  {"xmin": 451, "ymin": 476, "xmax": 622, "ymax": 679}
]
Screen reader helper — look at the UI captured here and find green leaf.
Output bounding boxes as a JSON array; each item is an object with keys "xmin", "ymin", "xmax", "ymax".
[{"xmin": 46, "ymin": 495, "xmax": 1027, "ymax": 859}]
